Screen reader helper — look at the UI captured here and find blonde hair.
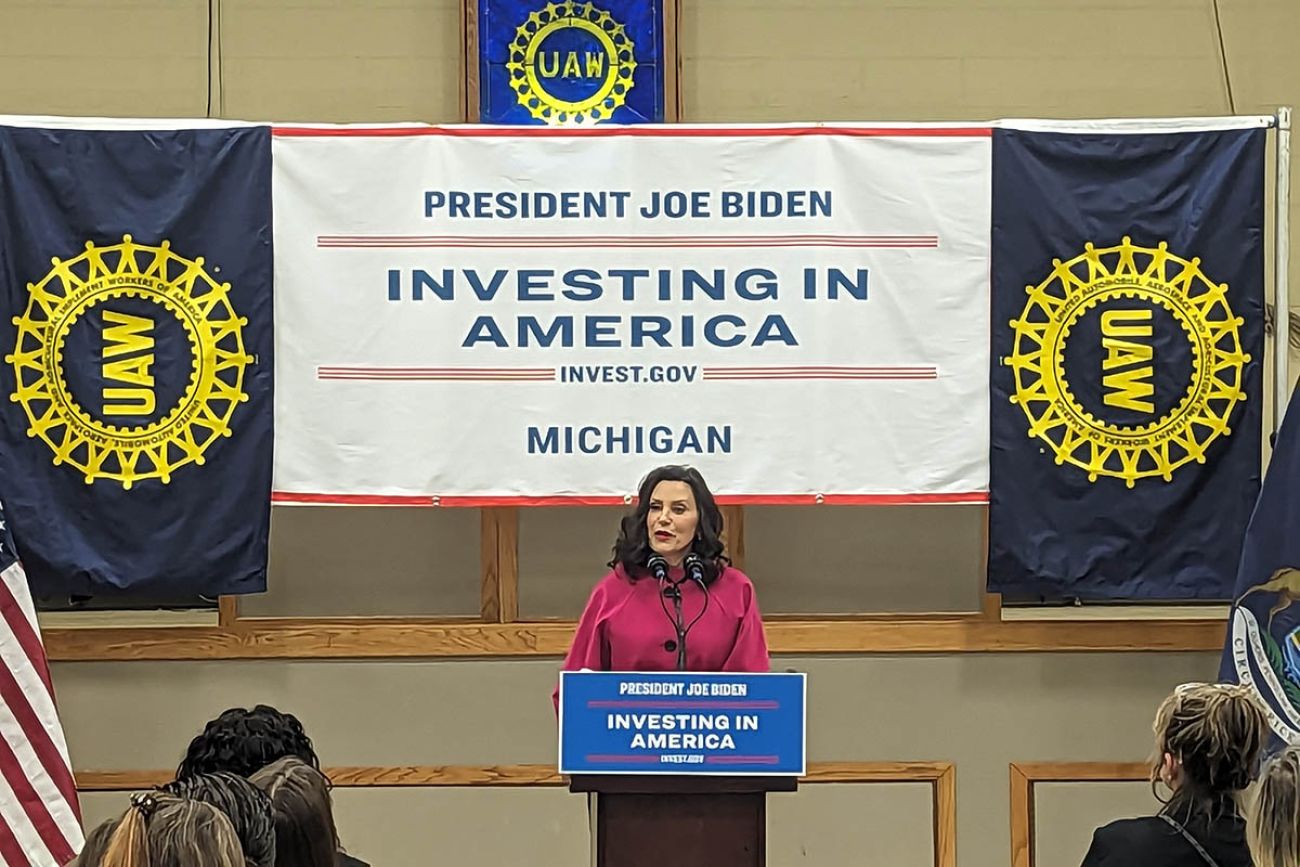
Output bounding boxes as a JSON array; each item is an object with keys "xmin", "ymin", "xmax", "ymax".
[
  {"xmin": 1150, "ymin": 683, "xmax": 1269, "ymax": 820},
  {"xmin": 71, "ymin": 817, "xmax": 119, "ymax": 866},
  {"xmin": 100, "ymin": 793, "xmax": 246, "ymax": 867},
  {"xmin": 1248, "ymin": 745, "xmax": 1300, "ymax": 867}
]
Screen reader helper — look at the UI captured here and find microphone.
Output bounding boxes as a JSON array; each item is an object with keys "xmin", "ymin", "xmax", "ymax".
[
  {"xmin": 684, "ymin": 554, "xmax": 707, "ymax": 589},
  {"xmin": 646, "ymin": 554, "xmax": 669, "ymax": 582}
]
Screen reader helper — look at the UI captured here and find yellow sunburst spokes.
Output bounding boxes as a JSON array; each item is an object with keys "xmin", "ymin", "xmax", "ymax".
[
  {"xmin": 5, "ymin": 235, "xmax": 253, "ymax": 488},
  {"xmin": 1006, "ymin": 237, "xmax": 1250, "ymax": 488},
  {"xmin": 506, "ymin": 0, "xmax": 636, "ymax": 126}
]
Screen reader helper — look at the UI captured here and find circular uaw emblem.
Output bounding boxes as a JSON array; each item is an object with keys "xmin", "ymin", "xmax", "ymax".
[
  {"xmin": 506, "ymin": 0, "xmax": 636, "ymax": 126},
  {"xmin": 1006, "ymin": 237, "xmax": 1250, "ymax": 488},
  {"xmin": 6, "ymin": 235, "xmax": 254, "ymax": 488}
]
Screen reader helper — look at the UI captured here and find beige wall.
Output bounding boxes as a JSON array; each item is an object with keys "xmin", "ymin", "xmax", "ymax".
[{"xmin": 0, "ymin": 0, "xmax": 1292, "ymax": 865}]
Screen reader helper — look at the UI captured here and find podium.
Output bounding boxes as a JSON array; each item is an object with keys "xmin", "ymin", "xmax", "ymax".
[
  {"xmin": 570, "ymin": 773, "xmax": 796, "ymax": 867},
  {"xmin": 559, "ymin": 672, "xmax": 806, "ymax": 867}
]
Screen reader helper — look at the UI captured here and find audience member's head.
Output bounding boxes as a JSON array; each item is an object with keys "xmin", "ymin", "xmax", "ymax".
[
  {"xmin": 177, "ymin": 705, "xmax": 319, "ymax": 780},
  {"xmin": 159, "ymin": 772, "xmax": 276, "ymax": 867},
  {"xmin": 1248, "ymin": 744, "xmax": 1300, "ymax": 867},
  {"xmin": 1150, "ymin": 682, "xmax": 1268, "ymax": 821},
  {"xmin": 100, "ymin": 793, "xmax": 244, "ymax": 867},
  {"xmin": 250, "ymin": 757, "xmax": 340, "ymax": 867},
  {"xmin": 72, "ymin": 816, "xmax": 119, "ymax": 866}
]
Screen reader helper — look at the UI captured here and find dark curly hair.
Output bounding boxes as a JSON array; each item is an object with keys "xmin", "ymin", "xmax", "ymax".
[
  {"xmin": 177, "ymin": 705, "xmax": 320, "ymax": 780},
  {"xmin": 160, "ymin": 772, "xmax": 276, "ymax": 867},
  {"xmin": 609, "ymin": 465, "xmax": 728, "ymax": 585}
]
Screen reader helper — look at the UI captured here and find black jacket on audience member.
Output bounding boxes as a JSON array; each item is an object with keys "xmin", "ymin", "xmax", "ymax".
[
  {"xmin": 1080, "ymin": 813, "xmax": 1251, "ymax": 867},
  {"xmin": 338, "ymin": 853, "xmax": 370, "ymax": 867}
]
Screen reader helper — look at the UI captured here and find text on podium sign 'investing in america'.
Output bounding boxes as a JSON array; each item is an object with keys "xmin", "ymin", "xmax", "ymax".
[{"xmin": 558, "ymin": 671, "xmax": 806, "ymax": 775}]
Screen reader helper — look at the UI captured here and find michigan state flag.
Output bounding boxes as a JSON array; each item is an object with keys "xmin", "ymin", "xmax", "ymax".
[
  {"xmin": 988, "ymin": 123, "xmax": 1266, "ymax": 599},
  {"xmin": 1222, "ymin": 382, "xmax": 1300, "ymax": 743},
  {"xmin": 0, "ymin": 122, "xmax": 273, "ymax": 597}
]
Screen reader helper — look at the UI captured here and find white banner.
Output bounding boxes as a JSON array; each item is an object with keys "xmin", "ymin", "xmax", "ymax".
[{"xmin": 271, "ymin": 125, "xmax": 992, "ymax": 504}]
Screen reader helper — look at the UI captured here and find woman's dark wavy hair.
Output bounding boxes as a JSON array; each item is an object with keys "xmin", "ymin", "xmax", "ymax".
[
  {"xmin": 177, "ymin": 705, "xmax": 319, "ymax": 780},
  {"xmin": 609, "ymin": 465, "xmax": 728, "ymax": 584},
  {"xmin": 159, "ymin": 772, "xmax": 277, "ymax": 867},
  {"xmin": 250, "ymin": 757, "xmax": 341, "ymax": 867}
]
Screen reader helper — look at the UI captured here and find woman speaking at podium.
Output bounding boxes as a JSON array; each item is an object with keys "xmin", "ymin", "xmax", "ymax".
[{"xmin": 554, "ymin": 465, "xmax": 770, "ymax": 705}]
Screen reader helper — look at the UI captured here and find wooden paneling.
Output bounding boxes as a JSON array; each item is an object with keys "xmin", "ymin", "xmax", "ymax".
[{"xmin": 1009, "ymin": 762, "xmax": 1148, "ymax": 867}]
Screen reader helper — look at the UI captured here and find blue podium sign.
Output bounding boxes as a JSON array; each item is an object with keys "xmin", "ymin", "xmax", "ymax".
[{"xmin": 559, "ymin": 671, "xmax": 806, "ymax": 775}]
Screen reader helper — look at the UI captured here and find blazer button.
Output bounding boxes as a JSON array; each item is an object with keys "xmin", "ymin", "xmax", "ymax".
[{"xmin": 663, "ymin": 640, "xmax": 677, "ymax": 652}]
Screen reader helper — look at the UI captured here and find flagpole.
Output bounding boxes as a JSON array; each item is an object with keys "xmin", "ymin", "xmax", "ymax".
[{"xmin": 1275, "ymin": 106, "xmax": 1292, "ymax": 429}]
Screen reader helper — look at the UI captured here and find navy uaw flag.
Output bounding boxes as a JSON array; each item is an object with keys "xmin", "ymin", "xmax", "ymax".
[
  {"xmin": 1222, "ymin": 384, "xmax": 1300, "ymax": 742},
  {"xmin": 0, "ymin": 122, "xmax": 273, "ymax": 597},
  {"xmin": 478, "ymin": 0, "xmax": 666, "ymax": 124},
  {"xmin": 989, "ymin": 123, "xmax": 1266, "ymax": 599}
]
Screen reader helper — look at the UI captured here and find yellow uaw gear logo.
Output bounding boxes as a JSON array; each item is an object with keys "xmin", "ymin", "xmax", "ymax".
[
  {"xmin": 1006, "ymin": 237, "xmax": 1250, "ymax": 488},
  {"xmin": 507, "ymin": 0, "xmax": 636, "ymax": 126},
  {"xmin": 6, "ymin": 235, "xmax": 253, "ymax": 489}
]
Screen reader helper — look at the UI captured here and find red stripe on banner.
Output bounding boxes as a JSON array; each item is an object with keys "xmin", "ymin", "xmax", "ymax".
[
  {"xmin": 701, "ymin": 366, "xmax": 936, "ymax": 373},
  {"xmin": 270, "ymin": 491, "xmax": 990, "ymax": 507},
  {"xmin": 587, "ymin": 701, "xmax": 780, "ymax": 709},
  {"xmin": 0, "ymin": 810, "xmax": 26, "ymax": 867},
  {"xmin": 274, "ymin": 126, "xmax": 993, "ymax": 139},
  {"xmin": 583, "ymin": 755, "xmax": 662, "ymax": 763},
  {"xmin": 704, "ymin": 756, "xmax": 781, "ymax": 764},
  {"xmin": 701, "ymin": 375, "xmax": 937, "ymax": 381},
  {"xmin": 318, "ymin": 367, "xmax": 556, "ymax": 373},
  {"xmin": 316, "ymin": 237, "xmax": 939, "ymax": 249},
  {"xmin": 0, "ymin": 733, "xmax": 73, "ymax": 867},
  {"xmin": 320, "ymin": 243, "xmax": 936, "ymax": 249},
  {"xmin": 318, "ymin": 375, "xmax": 555, "ymax": 381},
  {"xmin": 318, "ymin": 235, "xmax": 936, "ymax": 242}
]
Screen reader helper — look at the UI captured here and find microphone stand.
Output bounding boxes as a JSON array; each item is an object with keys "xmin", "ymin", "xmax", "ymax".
[
  {"xmin": 671, "ymin": 584, "xmax": 687, "ymax": 672},
  {"xmin": 651, "ymin": 555, "xmax": 706, "ymax": 673}
]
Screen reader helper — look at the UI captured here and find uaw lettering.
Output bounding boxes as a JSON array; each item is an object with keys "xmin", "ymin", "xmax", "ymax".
[
  {"xmin": 6, "ymin": 235, "xmax": 254, "ymax": 488},
  {"xmin": 1005, "ymin": 237, "xmax": 1249, "ymax": 489},
  {"xmin": 479, "ymin": 0, "xmax": 665, "ymax": 125}
]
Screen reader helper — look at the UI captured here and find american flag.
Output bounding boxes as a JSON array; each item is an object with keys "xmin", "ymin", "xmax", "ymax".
[{"xmin": 0, "ymin": 504, "xmax": 82, "ymax": 865}]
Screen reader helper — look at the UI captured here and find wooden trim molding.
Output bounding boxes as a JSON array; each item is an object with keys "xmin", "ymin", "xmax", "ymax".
[
  {"xmin": 662, "ymin": 0, "xmax": 682, "ymax": 122},
  {"xmin": 480, "ymin": 508, "xmax": 519, "ymax": 623},
  {"xmin": 217, "ymin": 596, "xmax": 239, "ymax": 629},
  {"xmin": 462, "ymin": 0, "xmax": 478, "ymax": 122},
  {"xmin": 1009, "ymin": 761, "xmax": 1148, "ymax": 867},
  {"xmin": 77, "ymin": 761, "xmax": 955, "ymax": 867},
  {"xmin": 720, "ymin": 504, "xmax": 745, "ymax": 571},
  {"xmin": 43, "ymin": 616, "xmax": 1226, "ymax": 662}
]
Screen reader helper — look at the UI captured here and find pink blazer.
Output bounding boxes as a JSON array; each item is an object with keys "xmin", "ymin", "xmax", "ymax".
[{"xmin": 553, "ymin": 563, "xmax": 770, "ymax": 708}]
